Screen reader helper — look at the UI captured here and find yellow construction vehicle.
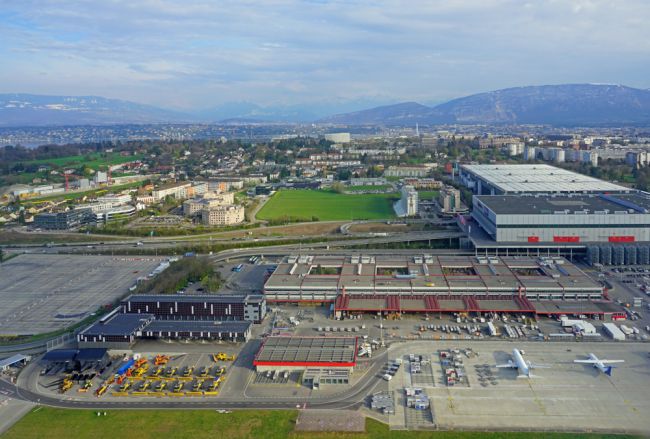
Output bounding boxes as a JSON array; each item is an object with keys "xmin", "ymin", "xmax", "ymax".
[
  {"xmin": 154, "ymin": 381, "xmax": 166, "ymax": 392},
  {"xmin": 78, "ymin": 381, "xmax": 92, "ymax": 393},
  {"xmin": 213, "ymin": 352, "xmax": 236, "ymax": 362},
  {"xmin": 165, "ymin": 367, "xmax": 177, "ymax": 378},
  {"xmin": 198, "ymin": 366, "xmax": 209, "ymax": 378},
  {"xmin": 120, "ymin": 381, "xmax": 132, "ymax": 392},
  {"xmin": 214, "ymin": 366, "xmax": 226, "ymax": 376},
  {"xmin": 59, "ymin": 377, "xmax": 73, "ymax": 393},
  {"xmin": 150, "ymin": 366, "xmax": 163, "ymax": 378},
  {"xmin": 96, "ymin": 384, "xmax": 109, "ymax": 397},
  {"xmin": 182, "ymin": 366, "xmax": 193, "ymax": 378},
  {"xmin": 133, "ymin": 364, "xmax": 149, "ymax": 378},
  {"xmin": 192, "ymin": 380, "xmax": 204, "ymax": 392},
  {"xmin": 173, "ymin": 381, "xmax": 184, "ymax": 392},
  {"xmin": 139, "ymin": 381, "xmax": 151, "ymax": 392},
  {"xmin": 154, "ymin": 355, "xmax": 170, "ymax": 366}
]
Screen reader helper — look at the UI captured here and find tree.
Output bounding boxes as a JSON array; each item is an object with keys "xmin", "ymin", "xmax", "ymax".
[{"xmin": 331, "ymin": 181, "xmax": 345, "ymax": 193}]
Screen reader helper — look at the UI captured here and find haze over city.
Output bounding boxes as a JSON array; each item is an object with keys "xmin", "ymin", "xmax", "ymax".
[{"xmin": 1, "ymin": 0, "xmax": 650, "ymax": 111}]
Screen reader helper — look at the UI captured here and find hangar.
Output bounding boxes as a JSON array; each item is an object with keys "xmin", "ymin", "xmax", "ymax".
[{"xmin": 253, "ymin": 336, "xmax": 358, "ymax": 372}]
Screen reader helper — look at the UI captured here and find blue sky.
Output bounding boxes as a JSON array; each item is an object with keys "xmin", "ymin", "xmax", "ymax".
[{"xmin": 0, "ymin": 0, "xmax": 649, "ymax": 111}]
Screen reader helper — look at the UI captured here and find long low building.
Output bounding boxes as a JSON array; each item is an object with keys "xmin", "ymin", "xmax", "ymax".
[
  {"xmin": 472, "ymin": 193, "xmax": 650, "ymax": 244},
  {"xmin": 121, "ymin": 294, "xmax": 266, "ymax": 323},
  {"xmin": 264, "ymin": 253, "xmax": 619, "ymax": 318},
  {"xmin": 459, "ymin": 164, "xmax": 631, "ymax": 195},
  {"xmin": 253, "ymin": 336, "xmax": 357, "ymax": 372},
  {"xmin": 77, "ymin": 311, "xmax": 252, "ymax": 348},
  {"xmin": 264, "ymin": 254, "xmax": 604, "ymax": 302}
]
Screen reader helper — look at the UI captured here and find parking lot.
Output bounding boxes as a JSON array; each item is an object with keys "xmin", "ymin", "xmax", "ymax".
[{"xmin": 0, "ymin": 254, "xmax": 165, "ymax": 335}]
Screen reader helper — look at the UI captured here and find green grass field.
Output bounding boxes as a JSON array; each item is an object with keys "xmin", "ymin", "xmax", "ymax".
[
  {"xmin": 416, "ymin": 190, "xmax": 439, "ymax": 200},
  {"xmin": 256, "ymin": 189, "xmax": 398, "ymax": 221},
  {"xmin": 15, "ymin": 152, "xmax": 143, "ymax": 170},
  {"xmin": 2, "ymin": 408, "xmax": 638, "ymax": 439}
]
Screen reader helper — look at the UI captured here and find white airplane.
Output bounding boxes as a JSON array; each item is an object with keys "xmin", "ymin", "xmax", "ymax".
[
  {"xmin": 495, "ymin": 348, "xmax": 549, "ymax": 378},
  {"xmin": 574, "ymin": 353, "xmax": 624, "ymax": 376}
]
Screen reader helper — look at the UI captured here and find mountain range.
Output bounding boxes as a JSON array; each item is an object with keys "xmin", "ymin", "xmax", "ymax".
[{"xmin": 2, "ymin": 84, "xmax": 650, "ymax": 127}]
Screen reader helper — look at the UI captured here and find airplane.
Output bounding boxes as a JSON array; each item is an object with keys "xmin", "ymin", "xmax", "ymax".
[
  {"xmin": 573, "ymin": 353, "xmax": 624, "ymax": 376},
  {"xmin": 495, "ymin": 348, "xmax": 549, "ymax": 378}
]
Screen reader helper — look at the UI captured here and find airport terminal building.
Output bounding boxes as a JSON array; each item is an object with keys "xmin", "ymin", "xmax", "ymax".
[
  {"xmin": 263, "ymin": 254, "xmax": 618, "ymax": 319},
  {"xmin": 472, "ymin": 193, "xmax": 650, "ymax": 244}
]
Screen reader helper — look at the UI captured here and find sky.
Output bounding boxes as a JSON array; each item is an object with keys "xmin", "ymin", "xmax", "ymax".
[{"xmin": 0, "ymin": 0, "xmax": 649, "ymax": 111}]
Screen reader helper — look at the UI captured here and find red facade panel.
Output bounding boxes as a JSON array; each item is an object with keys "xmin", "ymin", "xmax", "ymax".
[
  {"xmin": 252, "ymin": 361, "xmax": 356, "ymax": 367},
  {"xmin": 608, "ymin": 236, "xmax": 635, "ymax": 243},
  {"xmin": 553, "ymin": 236, "xmax": 580, "ymax": 243},
  {"xmin": 527, "ymin": 236, "xmax": 540, "ymax": 243}
]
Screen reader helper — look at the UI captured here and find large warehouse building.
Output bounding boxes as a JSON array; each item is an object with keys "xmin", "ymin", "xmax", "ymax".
[
  {"xmin": 77, "ymin": 294, "xmax": 265, "ymax": 348},
  {"xmin": 459, "ymin": 164, "xmax": 631, "ymax": 195},
  {"xmin": 263, "ymin": 254, "xmax": 619, "ymax": 318},
  {"xmin": 253, "ymin": 336, "xmax": 358, "ymax": 372},
  {"xmin": 121, "ymin": 294, "xmax": 266, "ymax": 323},
  {"xmin": 472, "ymin": 193, "xmax": 650, "ymax": 244}
]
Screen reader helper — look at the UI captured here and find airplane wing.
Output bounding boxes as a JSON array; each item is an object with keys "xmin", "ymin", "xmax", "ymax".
[
  {"xmin": 529, "ymin": 363, "xmax": 551, "ymax": 369},
  {"xmin": 574, "ymin": 359, "xmax": 624, "ymax": 364},
  {"xmin": 495, "ymin": 360, "xmax": 515, "ymax": 368}
]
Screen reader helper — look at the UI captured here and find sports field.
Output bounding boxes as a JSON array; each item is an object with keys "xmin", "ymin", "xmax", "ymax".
[
  {"xmin": 16, "ymin": 152, "xmax": 143, "ymax": 170},
  {"xmin": 2, "ymin": 408, "xmax": 636, "ymax": 439},
  {"xmin": 256, "ymin": 189, "xmax": 398, "ymax": 221}
]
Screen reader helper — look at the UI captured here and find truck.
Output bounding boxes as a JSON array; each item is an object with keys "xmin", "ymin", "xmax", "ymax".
[{"xmin": 620, "ymin": 324, "xmax": 634, "ymax": 336}]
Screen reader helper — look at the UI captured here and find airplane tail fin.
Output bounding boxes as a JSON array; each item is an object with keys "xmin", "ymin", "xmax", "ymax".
[{"xmin": 605, "ymin": 366, "xmax": 613, "ymax": 377}]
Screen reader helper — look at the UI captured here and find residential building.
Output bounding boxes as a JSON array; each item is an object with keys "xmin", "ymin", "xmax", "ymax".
[
  {"xmin": 438, "ymin": 186, "xmax": 461, "ymax": 214},
  {"xmin": 152, "ymin": 182, "xmax": 192, "ymax": 201},
  {"xmin": 385, "ymin": 165, "xmax": 430, "ymax": 178},
  {"xmin": 183, "ymin": 192, "xmax": 235, "ymax": 216},
  {"xmin": 201, "ymin": 204, "xmax": 245, "ymax": 226},
  {"xmin": 394, "ymin": 185, "xmax": 418, "ymax": 217},
  {"xmin": 402, "ymin": 178, "xmax": 442, "ymax": 189}
]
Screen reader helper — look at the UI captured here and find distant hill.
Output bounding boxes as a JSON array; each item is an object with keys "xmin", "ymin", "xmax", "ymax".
[
  {"xmin": 318, "ymin": 84, "xmax": 650, "ymax": 126},
  {"xmin": 0, "ymin": 94, "xmax": 190, "ymax": 126},
  {"xmin": 317, "ymin": 102, "xmax": 432, "ymax": 125}
]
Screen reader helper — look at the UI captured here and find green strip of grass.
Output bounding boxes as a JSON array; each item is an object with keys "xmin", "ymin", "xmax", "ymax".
[{"xmin": 2, "ymin": 408, "xmax": 639, "ymax": 439}]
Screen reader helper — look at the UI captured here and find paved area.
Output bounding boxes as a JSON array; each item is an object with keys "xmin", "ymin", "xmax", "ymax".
[
  {"xmin": 386, "ymin": 340, "xmax": 650, "ymax": 434},
  {"xmin": 0, "ymin": 380, "xmax": 34, "ymax": 435},
  {"xmin": 295, "ymin": 409, "xmax": 365, "ymax": 432},
  {"xmin": 0, "ymin": 254, "xmax": 164, "ymax": 335}
]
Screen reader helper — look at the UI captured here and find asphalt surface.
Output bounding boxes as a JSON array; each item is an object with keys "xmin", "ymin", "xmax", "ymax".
[{"xmin": 0, "ymin": 349, "xmax": 389, "ymax": 410}]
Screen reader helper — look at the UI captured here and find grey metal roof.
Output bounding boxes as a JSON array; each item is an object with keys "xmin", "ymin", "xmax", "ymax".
[
  {"xmin": 475, "ymin": 193, "xmax": 650, "ymax": 215},
  {"xmin": 462, "ymin": 164, "xmax": 630, "ymax": 193},
  {"xmin": 123, "ymin": 294, "xmax": 264, "ymax": 304},
  {"xmin": 0, "ymin": 354, "xmax": 29, "ymax": 368},
  {"xmin": 144, "ymin": 320, "xmax": 251, "ymax": 333},
  {"xmin": 255, "ymin": 336, "xmax": 357, "ymax": 364},
  {"xmin": 81, "ymin": 313, "xmax": 153, "ymax": 337}
]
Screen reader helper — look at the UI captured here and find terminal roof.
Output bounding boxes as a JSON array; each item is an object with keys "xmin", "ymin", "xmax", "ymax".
[
  {"xmin": 462, "ymin": 164, "xmax": 629, "ymax": 193},
  {"xmin": 475, "ymin": 193, "xmax": 650, "ymax": 215}
]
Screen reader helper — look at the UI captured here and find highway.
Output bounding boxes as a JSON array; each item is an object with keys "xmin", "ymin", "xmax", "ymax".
[{"xmin": 0, "ymin": 232, "xmax": 470, "ymax": 355}]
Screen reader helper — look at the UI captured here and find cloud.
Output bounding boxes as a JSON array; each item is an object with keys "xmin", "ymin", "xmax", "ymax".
[{"xmin": 0, "ymin": 0, "xmax": 648, "ymax": 109}]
